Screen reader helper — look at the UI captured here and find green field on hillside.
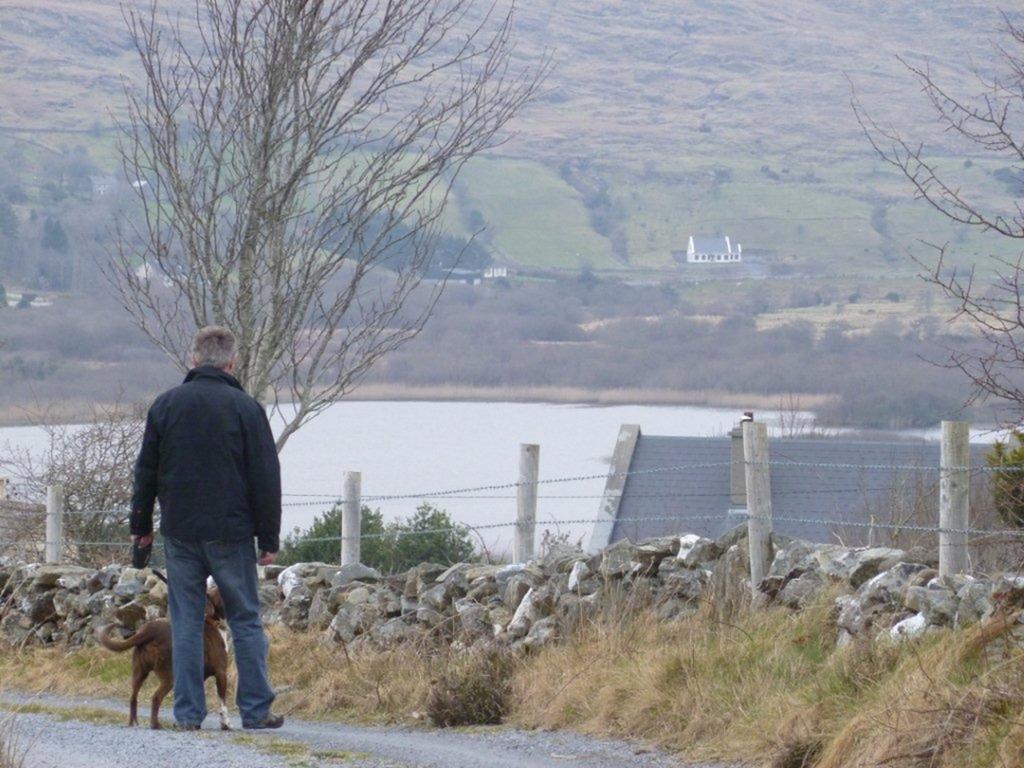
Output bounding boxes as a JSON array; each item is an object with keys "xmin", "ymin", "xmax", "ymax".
[
  {"xmin": 597, "ymin": 154, "xmax": 1021, "ymax": 274},
  {"xmin": 3, "ymin": 0, "xmax": 1021, "ymax": 281},
  {"xmin": 4, "ymin": 125, "xmax": 1019, "ymax": 282},
  {"xmin": 450, "ymin": 158, "xmax": 618, "ymax": 268}
]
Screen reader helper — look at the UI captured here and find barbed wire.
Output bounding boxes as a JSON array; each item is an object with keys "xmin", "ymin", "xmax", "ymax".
[
  {"xmin": 360, "ymin": 460, "xmax": 738, "ymax": 500},
  {"xmin": 277, "ymin": 459, "xmax": 1024, "ymax": 502},
  {"xmin": 279, "ymin": 484, "xmax": 940, "ymax": 508},
  {"xmin": 2, "ymin": 456, "xmax": 1018, "ymax": 512},
  {"xmin": 7, "ymin": 453, "xmax": 1024, "ymax": 550},
  {"xmin": 52, "ymin": 510, "xmax": 1024, "ymax": 548},
  {"xmin": 742, "ymin": 513, "xmax": 1024, "ymax": 538}
]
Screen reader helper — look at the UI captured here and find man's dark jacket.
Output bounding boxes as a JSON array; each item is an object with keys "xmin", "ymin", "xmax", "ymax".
[{"xmin": 130, "ymin": 366, "xmax": 282, "ymax": 553}]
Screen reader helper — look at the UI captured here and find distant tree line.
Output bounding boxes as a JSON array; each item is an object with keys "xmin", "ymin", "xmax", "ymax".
[
  {"xmin": 0, "ymin": 142, "xmax": 122, "ymax": 294},
  {"xmin": 0, "ymin": 272, "xmax": 975, "ymax": 430}
]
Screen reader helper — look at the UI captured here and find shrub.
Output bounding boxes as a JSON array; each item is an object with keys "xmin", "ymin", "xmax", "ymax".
[
  {"xmin": 279, "ymin": 506, "xmax": 391, "ymax": 567},
  {"xmin": 987, "ymin": 432, "xmax": 1024, "ymax": 527},
  {"xmin": 386, "ymin": 504, "xmax": 476, "ymax": 572},
  {"xmin": 280, "ymin": 503, "xmax": 475, "ymax": 573},
  {"xmin": 426, "ymin": 648, "xmax": 516, "ymax": 727}
]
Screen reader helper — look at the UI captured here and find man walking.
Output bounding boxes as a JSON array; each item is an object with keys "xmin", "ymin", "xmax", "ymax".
[{"xmin": 130, "ymin": 325, "xmax": 284, "ymax": 730}]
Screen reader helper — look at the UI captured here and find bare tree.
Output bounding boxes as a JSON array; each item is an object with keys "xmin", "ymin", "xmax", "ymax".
[
  {"xmin": 851, "ymin": 16, "xmax": 1024, "ymax": 422},
  {"xmin": 112, "ymin": 0, "xmax": 545, "ymax": 449},
  {"xmin": 0, "ymin": 402, "xmax": 144, "ymax": 564}
]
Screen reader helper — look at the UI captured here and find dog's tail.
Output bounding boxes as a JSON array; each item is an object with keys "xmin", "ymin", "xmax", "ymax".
[{"xmin": 96, "ymin": 624, "xmax": 147, "ymax": 653}]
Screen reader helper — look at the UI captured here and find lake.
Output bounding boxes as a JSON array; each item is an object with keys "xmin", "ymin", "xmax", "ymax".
[{"xmin": 0, "ymin": 400, "xmax": 993, "ymax": 554}]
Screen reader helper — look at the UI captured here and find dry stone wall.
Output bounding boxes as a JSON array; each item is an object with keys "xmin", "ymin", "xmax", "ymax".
[{"xmin": 2, "ymin": 525, "xmax": 1022, "ymax": 652}]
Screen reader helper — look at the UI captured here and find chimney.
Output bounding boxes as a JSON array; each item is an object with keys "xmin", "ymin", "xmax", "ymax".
[{"xmin": 730, "ymin": 412, "xmax": 754, "ymax": 506}]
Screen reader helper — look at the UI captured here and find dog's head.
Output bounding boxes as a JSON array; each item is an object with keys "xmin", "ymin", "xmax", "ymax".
[{"xmin": 205, "ymin": 586, "xmax": 226, "ymax": 622}]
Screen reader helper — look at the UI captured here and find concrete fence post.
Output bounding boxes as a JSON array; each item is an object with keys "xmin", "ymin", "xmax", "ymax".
[
  {"xmin": 0, "ymin": 476, "xmax": 8, "ymax": 501},
  {"xmin": 743, "ymin": 421, "xmax": 773, "ymax": 595},
  {"xmin": 515, "ymin": 444, "xmax": 539, "ymax": 563},
  {"xmin": 341, "ymin": 471, "xmax": 362, "ymax": 566},
  {"xmin": 939, "ymin": 420, "xmax": 970, "ymax": 577},
  {"xmin": 45, "ymin": 484, "xmax": 64, "ymax": 565}
]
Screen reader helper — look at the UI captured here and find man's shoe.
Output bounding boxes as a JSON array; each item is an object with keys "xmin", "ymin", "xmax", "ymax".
[
  {"xmin": 171, "ymin": 723, "xmax": 201, "ymax": 732},
  {"xmin": 243, "ymin": 713, "xmax": 285, "ymax": 730}
]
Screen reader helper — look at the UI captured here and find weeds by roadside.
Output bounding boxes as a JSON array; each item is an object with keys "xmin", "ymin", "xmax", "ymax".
[
  {"xmin": 510, "ymin": 594, "xmax": 1024, "ymax": 768},
  {"xmin": 426, "ymin": 648, "xmax": 516, "ymax": 727},
  {"xmin": 3, "ymin": 602, "xmax": 1024, "ymax": 766},
  {"xmin": 0, "ymin": 715, "xmax": 26, "ymax": 768}
]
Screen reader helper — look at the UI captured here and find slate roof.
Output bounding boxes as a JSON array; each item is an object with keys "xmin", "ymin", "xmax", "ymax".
[
  {"xmin": 608, "ymin": 434, "xmax": 989, "ymax": 545},
  {"xmin": 690, "ymin": 236, "xmax": 732, "ymax": 254}
]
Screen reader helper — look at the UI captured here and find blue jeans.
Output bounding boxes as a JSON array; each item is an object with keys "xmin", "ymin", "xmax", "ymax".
[{"xmin": 164, "ymin": 536, "xmax": 275, "ymax": 727}]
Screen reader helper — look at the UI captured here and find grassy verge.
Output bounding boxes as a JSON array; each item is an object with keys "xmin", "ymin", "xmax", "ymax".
[
  {"xmin": 509, "ymin": 599, "xmax": 1024, "ymax": 768},
  {"xmin": 0, "ymin": 702, "xmax": 123, "ymax": 727},
  {"xmin": 2, "ymin": 605, "xmax": 1024, "ymax": 767},
  {"xmin": 0, "ymin": 627, "xmax": 446, "ymax": 725},
  {"xmin": 231, "ymin": 733, "xmax": 368, "ymax": 765}
]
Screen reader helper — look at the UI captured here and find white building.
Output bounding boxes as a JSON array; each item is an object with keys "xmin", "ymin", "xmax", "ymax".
[
  {"xmin": 134, "ymin": 262, "xmax": 154, "ymax": 282},
  {"xmin": 133, "ymin": 261, "xmax": 175, "ymax": 288},
  {"xmin": 686, "ymin": 235, "xmax": 742, "ymax": 263},
  {"xmin": 90, "ymin": 175, "xmax": 117, "ymax": 196}
]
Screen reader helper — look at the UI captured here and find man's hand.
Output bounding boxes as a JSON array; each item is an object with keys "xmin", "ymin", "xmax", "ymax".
[
  {"xmin": 131, "ymin": 533, "xmax": 154, "ymax": 548},
  {"xmin": 259, "ymin": 551, "xmax": 278, "ymax": 566}
]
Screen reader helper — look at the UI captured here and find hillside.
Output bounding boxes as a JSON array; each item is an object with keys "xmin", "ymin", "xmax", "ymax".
[
  {"xmin": 0, "ymin": 1, "xmax": 1018, "ymax": 271},
  {"xmin": 0, "ymin": 1, "xmax": 1002, "ymax": 152}
]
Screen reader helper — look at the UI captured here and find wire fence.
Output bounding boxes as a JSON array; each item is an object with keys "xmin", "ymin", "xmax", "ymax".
[{"xmin": 4, "ymin": 454, "xmax": 1024, "ymax": 558}]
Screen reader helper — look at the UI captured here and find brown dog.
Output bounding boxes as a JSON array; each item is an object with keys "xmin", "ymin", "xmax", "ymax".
[{"xmin": 97, "ymin": 587, "xmax": 231, "ymax": 730}]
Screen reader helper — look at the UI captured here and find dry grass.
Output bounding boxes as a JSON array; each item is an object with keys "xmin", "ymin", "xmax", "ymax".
[
  {"xmin": 509, "ymin": 596, "xmax": 1024, "ymax": 768},
  {"xmin": 0, "ymin": 627, "xmax": 442, "ymax": 724},
  {"xmin": 509, "ymin": 593, "xmax": 852, "ymax": 758},
  {"xmin": 425, "ymin": 647, "xmax": 516, "ymax": 727},
  {"xmin": 812, "ymin": 610, "xmax": 1024, "ymax": 768},
  {"xmin": 4, "ymin": 608, "xmax": 1024, "ymax": 766},
  {"xmin": 0, "ymin": 642, "xmax": 133, "ymax": 701},
  {"xmin": 265, "ymin": 629, "xmax": 445, "ymax": 722},
  {"xmin": 0, "ymin": 715, "xmax": 26, "ymax": 768},
  {"xmin": 347, "ymin": 382, "xmax": 836, "ymax": 410}
]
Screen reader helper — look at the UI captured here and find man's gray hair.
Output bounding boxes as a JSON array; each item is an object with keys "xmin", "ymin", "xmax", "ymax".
[{"xmin": 191, "ymin": 325, "xmax": 237, "ymax": 369}]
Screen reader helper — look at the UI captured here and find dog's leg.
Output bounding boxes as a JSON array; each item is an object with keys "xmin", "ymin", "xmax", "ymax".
[
  {"xmin": 150, "ymin": 671, "xmax": 172, "ymax": 731},
  {"xmin": 130, "ymin": 661, "xmax": 147, "ymax": 727},
  {"xmin": 215, "ymin": 670, "xmax": 231, "ymax": 731}
]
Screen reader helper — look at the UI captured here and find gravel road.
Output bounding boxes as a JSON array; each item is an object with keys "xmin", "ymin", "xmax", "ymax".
[{"xmin": 1, "ymin": 693, "xmax": 733, "ymax": 768}]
